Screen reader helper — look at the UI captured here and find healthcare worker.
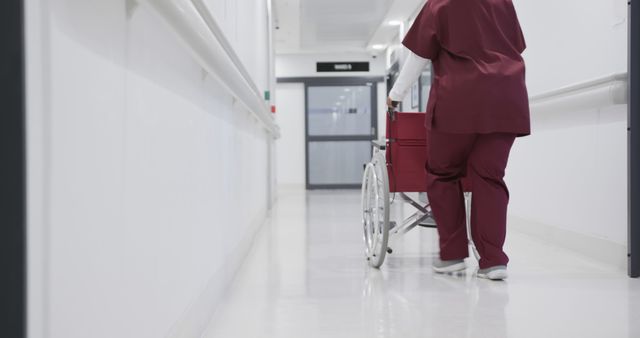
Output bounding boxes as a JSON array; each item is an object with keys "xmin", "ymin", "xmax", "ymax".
[{"xmin": 388, "ymin": 0, "xmax": 530, "ymax": 280}]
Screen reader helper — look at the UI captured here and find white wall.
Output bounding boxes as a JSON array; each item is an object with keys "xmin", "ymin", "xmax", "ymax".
[
  {"xmin": 26, "ymin": 1, "xmax": 274, "ymax": 337},
  {"xmin": 516, "ymin": 0, "xmax": 627, "ymax": 95},
  {"xmin": 275, "ymin": 83, "xmax": 306, "ymax": 186},
  {"xmin": 203, "ymin": 0, "xmax": 272, "ymax": 93},
  {"xmin": 505, "ymin": 0, "xmax": 628, "ymax": 263},
  {"xmin": 275, "ymin": 53, "xmax": 387, "ymax": 187}
]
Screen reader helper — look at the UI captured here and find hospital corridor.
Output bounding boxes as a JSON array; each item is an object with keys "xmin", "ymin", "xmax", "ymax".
[{"xmin": 1, "ymin": 0, "xmax": 640, "ymax": 337}]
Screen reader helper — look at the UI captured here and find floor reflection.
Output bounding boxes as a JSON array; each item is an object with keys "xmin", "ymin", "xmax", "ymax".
[
  {"xmin": 362, "ymin": 269, "xmax": 416, "ymax": 338},
  {"xmin": 204, "ymin": 189, "xmax": 640, "ymax": 338}
]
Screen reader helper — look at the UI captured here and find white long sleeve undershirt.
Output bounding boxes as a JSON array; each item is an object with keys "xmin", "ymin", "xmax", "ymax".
[{"xmin": 388, "ymin": 51, "xmax": 430, "ymax": 102}]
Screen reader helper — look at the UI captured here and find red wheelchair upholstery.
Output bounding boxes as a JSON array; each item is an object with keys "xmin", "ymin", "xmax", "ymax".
[
  {"xmin": 386, "ymin": 112, "xmax": 428, "ymax": 193},
  {"xmin": 386, "ymin": 111, "xmax": 472, "ymax": 193}
]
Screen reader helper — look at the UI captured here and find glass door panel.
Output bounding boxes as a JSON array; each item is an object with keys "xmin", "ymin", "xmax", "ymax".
[
  {"xmin": 308, "ymin": 141, "xmax": 372, "ymax": 186},
  {"xmin": 306, "ymin": 80, "xmax": 378, "ymax": 189},
  {"xmin": 308, "ymin": 86, "xmax": 372, "ymax": 136}
]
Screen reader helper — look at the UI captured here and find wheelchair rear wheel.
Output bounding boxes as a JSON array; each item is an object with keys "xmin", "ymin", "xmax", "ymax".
[{"xmin": 361, "ymin": 151, "xmax": 390, "ymax": 268}]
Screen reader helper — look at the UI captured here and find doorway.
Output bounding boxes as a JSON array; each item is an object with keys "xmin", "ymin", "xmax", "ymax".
[{"xmin": 305, "ymin": 78, "xmax": 379, "ymax": 189}]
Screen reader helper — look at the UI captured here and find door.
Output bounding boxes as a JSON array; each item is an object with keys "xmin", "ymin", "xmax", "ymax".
[{"xmin": 305, "ymin": 79, "xmax": 378, "ymax": 189}]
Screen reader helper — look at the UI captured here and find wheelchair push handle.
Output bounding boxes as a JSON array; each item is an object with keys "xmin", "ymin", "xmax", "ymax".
[{"xmin": 388, "ymin": 100, "xmax": 400, "ymax": 120}]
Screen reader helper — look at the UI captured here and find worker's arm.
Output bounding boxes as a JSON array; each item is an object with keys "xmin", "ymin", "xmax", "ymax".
[{"xmin": 388, "ymin": 51, "xmax": 429, "ymax": 104}]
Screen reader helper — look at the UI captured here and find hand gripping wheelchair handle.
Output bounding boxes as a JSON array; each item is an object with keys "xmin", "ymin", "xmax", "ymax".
[{"xmin": 388, "ymin": 101, "xmax": 400, "ymax": 121}]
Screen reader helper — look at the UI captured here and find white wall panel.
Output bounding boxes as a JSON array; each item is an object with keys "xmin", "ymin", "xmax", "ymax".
[
  {"xmin": 275, "ymin": 83, "xmax": 306, "ymax": 186},
  {"xmin": 515, "ymin": 0, "xmax": 628, "ymax": 95},
  {"xmin": 203, "ymin": 0, "xmax": 271, "ymax": 92},
  {"xmin": 507, "ymin": 105, "xmax": 627, "ymax": 244},
  {"xmin": 505, "ymin": 0, "xmax": 628, "ymax": 260},
  {"xmin": 26, "ymin": 0, "xmax": 274, "ymax": 337}
]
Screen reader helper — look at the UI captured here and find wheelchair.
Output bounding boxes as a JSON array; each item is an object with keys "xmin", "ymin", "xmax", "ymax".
[{"xmin": 361, "ymin": 107, "xmax": 476, "ymax": 268}]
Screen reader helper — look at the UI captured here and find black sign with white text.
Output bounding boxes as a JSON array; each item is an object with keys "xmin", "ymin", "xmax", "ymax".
[{"xmin": 317, "ymin": 62, "xmax": 370, "ymax": 72}]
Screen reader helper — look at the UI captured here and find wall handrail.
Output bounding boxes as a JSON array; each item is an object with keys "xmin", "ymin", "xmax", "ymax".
[
  {"xmin": 530, "ymin": 73, "xmax": 628, "ymax": 105},
  {"xmin": 142, "ymin": 0, "xmax": 280, "ymax": 138},
  {"xmin": 529, "ymin": 73, "xmax": 628, "ymax": 115},
  {"xmin": 190, "ymin": 0, "xmax": 263, "ymax": 101}
]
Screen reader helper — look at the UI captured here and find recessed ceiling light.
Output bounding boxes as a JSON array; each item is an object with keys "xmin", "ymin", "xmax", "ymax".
[
  {"xmin": 388, "ymin": 20, "xmax": 403, "ymax": 26},
  {"xmin": 372, "ymin": 44, "xmax": 386, "ymax": 50}
]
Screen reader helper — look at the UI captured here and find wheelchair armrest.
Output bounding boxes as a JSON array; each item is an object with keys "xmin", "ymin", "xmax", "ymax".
[{"xmin": 371, "ymin": 140, "xmax": 387, "ymax": 150}]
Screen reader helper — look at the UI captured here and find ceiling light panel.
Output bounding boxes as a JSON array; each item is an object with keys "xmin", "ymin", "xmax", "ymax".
[{"xmin": 299, "ymin": 0, "xmax": 393, "ymax": 50}]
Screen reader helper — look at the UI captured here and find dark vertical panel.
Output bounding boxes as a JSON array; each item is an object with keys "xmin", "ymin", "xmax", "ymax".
[
  {"xmin": 630, "ymin": 0, "xmax": 640, "ymax": 278},
  {"xmin": 305, "ymin": 83, "xmax": 310, "ymax": 190},
  {"xmin": 0, "ymin": 0, "xmax": 27, "ymax": 335},
  {"xmin": 370, "ymin": 81, "xmax": 379, "ymax": 140}
]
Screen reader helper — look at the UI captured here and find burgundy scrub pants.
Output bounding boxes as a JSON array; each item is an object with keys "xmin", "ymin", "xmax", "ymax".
[{"xmin": 426, "ymin": 131, "xmax": 516, "ymax": 269}]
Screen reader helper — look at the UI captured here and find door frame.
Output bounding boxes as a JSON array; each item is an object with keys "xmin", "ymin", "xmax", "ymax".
[
  {"xmin": 277, "ymin": 76, "xmax": 384, "ymax": 190},
  {"xmin": 305, "ymin": 77, "xmax": 380, "ymax": 189},
  {"xmin": 1, "ymin": 0, "xmax": 27, "ymax": 335},
  {"xmin": 629, "ymin": 0, "xmax": 639, "ymax": 278}
]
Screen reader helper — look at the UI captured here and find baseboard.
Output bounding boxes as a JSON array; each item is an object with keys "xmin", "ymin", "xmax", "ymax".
[
  {"xmin": 165, "ymin": 207, "xmax": 270, "ymax": 338},
  {"xmin": 508, "ymin": 215, "xmax": 627, "ymax": 271}
]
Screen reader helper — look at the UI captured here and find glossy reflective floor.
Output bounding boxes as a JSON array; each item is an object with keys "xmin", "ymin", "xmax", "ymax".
[{"xmin": 204, "ymin": 189, "xmax": 640, "ymax": 338}]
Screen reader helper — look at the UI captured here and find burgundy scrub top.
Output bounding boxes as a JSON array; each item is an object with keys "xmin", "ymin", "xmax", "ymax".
[{"xmin": 404, "ymin": 0, "xmax": 531, "ymax": 136}]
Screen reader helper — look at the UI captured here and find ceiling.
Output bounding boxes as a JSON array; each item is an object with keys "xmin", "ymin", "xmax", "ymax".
[{"xmin": 274, "ymin": 0, "xmax": 426, "ymax": 55}]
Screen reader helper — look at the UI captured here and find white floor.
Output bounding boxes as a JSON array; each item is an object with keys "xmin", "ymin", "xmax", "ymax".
[{"xmin": 204, "ymin": 189, "xmax": 640, "ymax": 338}]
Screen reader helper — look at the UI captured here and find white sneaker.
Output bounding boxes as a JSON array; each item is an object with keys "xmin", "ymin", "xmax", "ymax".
[
  {"xmin": 477, "ymin": 266, "xmax": 508, "ymax": 280},
  {"xmin": 432, "ymin": 259, "xmax": 466, "ymax": 274}
]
